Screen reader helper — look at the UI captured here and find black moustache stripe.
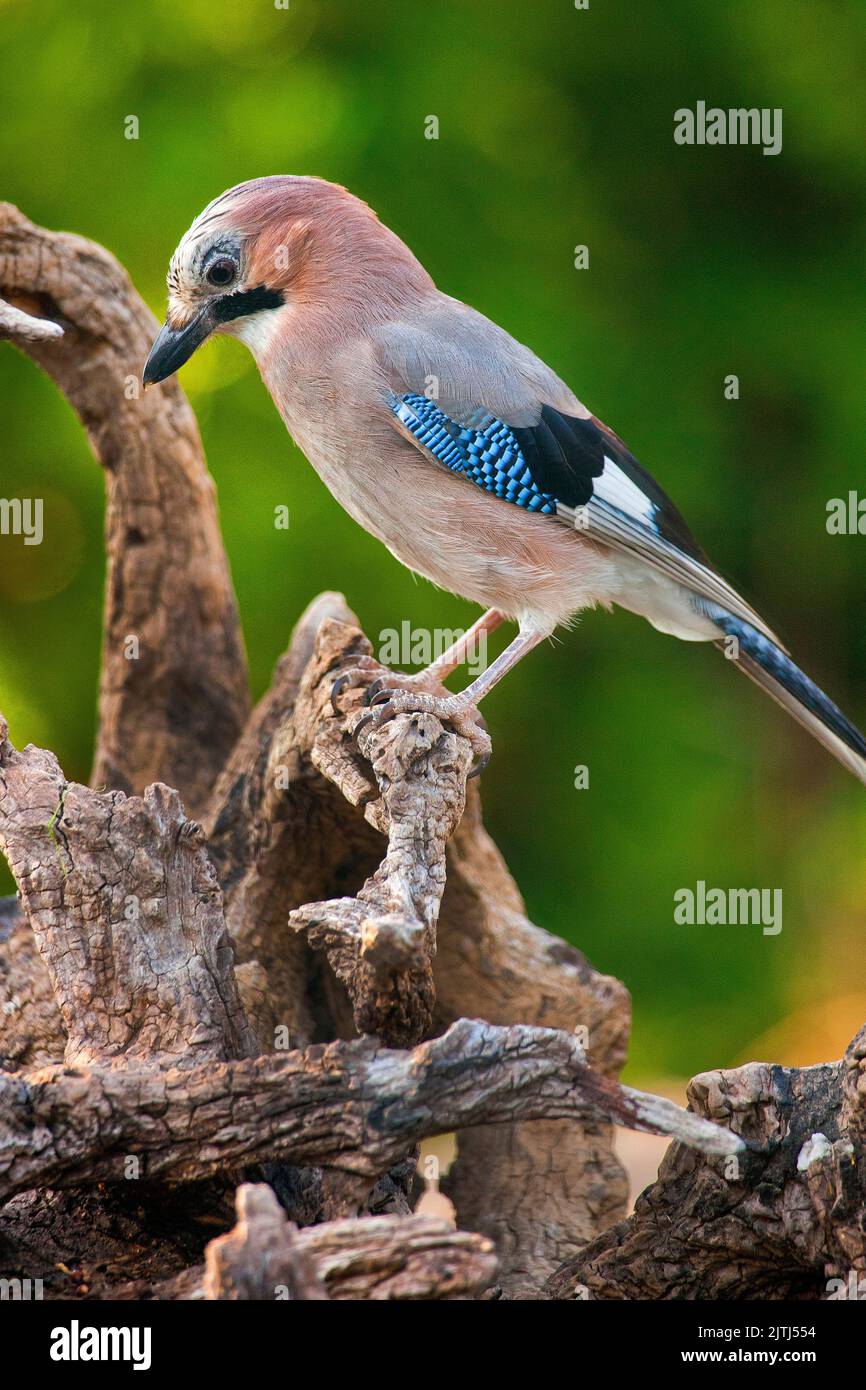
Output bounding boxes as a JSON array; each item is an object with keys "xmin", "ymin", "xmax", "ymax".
[{"xmin": 212, "ymin": 285, "xmax": 285, "ymax": 324}]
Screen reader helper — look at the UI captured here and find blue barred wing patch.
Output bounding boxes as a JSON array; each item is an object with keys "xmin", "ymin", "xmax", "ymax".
[
  {"xmin": 387, "ymin": 392, "xmax": 559, "ymax": 514},
  {"xmin": 388, "ymin": 391, "xmax": 707, "ymax": 562}
]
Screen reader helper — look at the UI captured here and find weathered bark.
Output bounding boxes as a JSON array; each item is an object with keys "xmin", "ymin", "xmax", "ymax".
[
  {"xmin": 289, "ymin": 649, "xmax": 472, "ymax": 1048},
  {"xmin": 0, "ymin": 716, "xmax": 255, "ymax": 1069},
  {"xmin": 204, "ymin": 1185, "xmax": 330, "ymax": 1300},
  {"xmin": 202, "ymin": 1184, "xmax": 497, "ymax": 1301},
  {"xmin": 0, "ymin": 295, "xmax": 64, "ymax": 343},
  {"xmin": 0, "ymin": 204, "xmax": 249, "ymax": 816},
  {"xmin": 113, "ymin": 1191, "xmax": 497, "ymax": 1301},
  {"xmin": 0, "ymin": 702, "xmax": 733, "ymax": 1246},
  {"xmin": 281, "ymin": 617, "xmax": 472, "ymax": 1048},
  {"xmin": 436, "ymin": 801, "xmax": 631, "ymax": 1292},
  {"xmin": 544, "ymin": 1023, "xmax": 866, "ymax": 1300},
  {"xmin": 0, "ymin": 1183, "xmax": 238, "ymax": 1300},
  {"xmin": 0, "ymin": 903, "xmax": 61, "ymax": 1070},
  {"xmin": 277, "ymin": 1209, "xmax": 497, "ymax": 1301},
  {"xmin": 0, "ymin": 1010, "xmax": 737, "ymax": 1207},
  {"xmin": 203, "ymin": 592, "xmax": 375, "ymax": 1053},
  {"xmin": 202, "ymin": 605, "xmax": 632, "ymax": 1289},
  {"xmin": 201, "ymin": 600, "xmax": 632, "ymax": 1290}
]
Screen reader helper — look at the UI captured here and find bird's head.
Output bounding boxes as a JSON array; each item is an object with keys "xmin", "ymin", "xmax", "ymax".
[{"xmin": 142, "ymin": 175, "xmax": 432, "ymax": 388}]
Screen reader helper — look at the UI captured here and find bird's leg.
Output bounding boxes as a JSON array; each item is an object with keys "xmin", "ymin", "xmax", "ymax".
[
  {"xmin": 414, "ymin": 606, "xmax": 507, "ymax": 683},
  {"xmin": 421, "ymin": 620, "xmax": 548, "ymax": 709},
  {"xmin": 357, "ymin": 621, "xmax": 549, "ymax": 773},
  {"xmin": 366, "ymin": 608, "xmax": 505, "ymax": 702},
  {"xmin": 331, "ymin": 609, "xmax": 505, "ymax": 716}
]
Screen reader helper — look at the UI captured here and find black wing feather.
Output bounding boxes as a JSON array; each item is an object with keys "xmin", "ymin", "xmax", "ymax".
[
  {"xmin": 515, "ymin": 405, "xmax": 705, "ymax": 560},
  {"xmin": 512, "ymin": 405, "xmax": 602, "ymax": 507}
]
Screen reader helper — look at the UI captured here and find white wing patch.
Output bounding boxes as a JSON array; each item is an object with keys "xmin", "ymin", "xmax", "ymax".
[{"xmin": 594, "ymin": 455, "xmax": 657, "ymax": 527}]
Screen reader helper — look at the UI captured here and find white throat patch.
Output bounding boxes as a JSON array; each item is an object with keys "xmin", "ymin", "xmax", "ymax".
[{"xmin": 229, "ymin": 304, "xmax": 286, "ymax": 360}]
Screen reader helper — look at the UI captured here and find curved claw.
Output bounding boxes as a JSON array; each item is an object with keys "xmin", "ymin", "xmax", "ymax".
[
  {"xmin": 330, "ymin": 673, "xmax": 352, "ymax": 715},
  {"xmin": 351, "ymin": 710, "xmax": 381, "ymax": 744},
  {"xmin": 467, "ymin": 746, "xmax": 491, "ymax": 780},
  {"xmin": 330, "ymin": 655, "xmax": 385, "ymax": 714},
  {"xmin": 364, "ymin": 675, "xmax": 389, "ymax": 705},
  {"xmin": 328, "ymin": 651, "xmax": 373, "ymax": 674},
  {"xmin": 369, "ymin": 686, "xmax": 399, "ymax": 708},
  {"xmin": 369, "ymin": 699, "xmax": 399, "ymax": 725}
]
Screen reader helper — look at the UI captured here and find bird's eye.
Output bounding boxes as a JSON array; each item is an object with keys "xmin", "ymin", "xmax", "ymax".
[{"xmin": 206, "ymin": 258, "xmax": 237, "ymax": 288}]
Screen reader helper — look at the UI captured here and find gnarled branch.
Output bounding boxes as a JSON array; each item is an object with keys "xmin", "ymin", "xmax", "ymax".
[
  {"xmin": 0, "ymin": 203, "xmax": 249, "ymax": 816},
  {"xmin": 544, "ymin": 1022, "xmax": 866, "ymax": 1301},
  {"xmin": 0, "ymin": 1014, "xmax": 739, "ymax": 1206}
]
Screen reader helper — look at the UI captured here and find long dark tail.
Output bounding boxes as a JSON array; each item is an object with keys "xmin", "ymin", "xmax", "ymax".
[{"xmin": 700, "ymin": 601, "xmax": 866, "ymax": 786}]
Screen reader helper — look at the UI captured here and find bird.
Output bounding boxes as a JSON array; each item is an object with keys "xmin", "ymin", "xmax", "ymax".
[{"xmin": 143, "ymin": 175, "xmax": 866, "ymax": 784}]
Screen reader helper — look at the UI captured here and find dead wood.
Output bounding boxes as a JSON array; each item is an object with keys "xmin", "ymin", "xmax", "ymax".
[
  {"xmin": 543, "ymin": 1023, "xmax": 866, "ymax": 1300},
  {"xmin": 0, "ymin": 715, "xmax": 255, "ymax": 1069},
  {"xmin": 0, "ymin": 1008, "xmax": 738, "ymax": 1208},
  {"xmin": 202, "ymin": 1184, "xmax": 496, "ymax": 1301},
  {"xmin": 0, "ymin": 203, "xmax": 249, "ymax": 817},
  {"xmin": 114, "ymin": 1189, "xmax": 497, "ymax": 1301},
  {"xmin": 204, "ymin": 1184, "xmax": 330, "ymax": 1300}
]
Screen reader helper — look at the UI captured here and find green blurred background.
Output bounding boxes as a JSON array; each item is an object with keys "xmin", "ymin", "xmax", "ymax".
[{"xmin": 2, "ymin": 0, "xmax": 865, "ymax": 1083}]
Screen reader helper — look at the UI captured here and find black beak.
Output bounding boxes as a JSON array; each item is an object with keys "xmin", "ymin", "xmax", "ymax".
[{"xmin": 142, "ymin": 306, "xmax": 214, "ymax": 388}]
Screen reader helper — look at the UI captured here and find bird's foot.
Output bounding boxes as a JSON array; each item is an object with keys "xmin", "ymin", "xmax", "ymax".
[
  {"xmin": 353, "ymin": 688, "xmax": 491, "ymax": 778},
  {"xmin": 329, "ymin": 654, "xmax": 384, "ymax": 714},
  {"xmin": 364, "ymin": 669, "xmax": 448, "ymax": 704}
]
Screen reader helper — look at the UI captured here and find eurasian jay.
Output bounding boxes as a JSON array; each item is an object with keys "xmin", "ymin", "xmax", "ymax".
[{"xmin": 143, "ymin": 175, "xmax": 866, "ymax": 783}]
